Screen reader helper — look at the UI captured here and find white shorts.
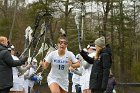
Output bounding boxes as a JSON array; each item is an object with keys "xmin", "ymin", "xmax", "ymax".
[
  {"xmin": 10, "ymin": 83, "xmax": 24, "ymax": 91},
  {"xmin": 80, "ymin": 75, "xmax": 90, "ymax": 91},
  {"xmin": 80, "ymin": 81, "xmax": 89, "ymax": 91},
  {"xmin": 47, "ymin": 76, "xmax": 69, "ymax": 92}
]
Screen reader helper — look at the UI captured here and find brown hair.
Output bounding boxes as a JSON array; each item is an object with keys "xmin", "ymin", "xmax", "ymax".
[
  {"xmin": 95, "ymin": 46, "xmax": 102, "ymax": 60},
  {"xmin": 57, "ymin": 35, "xmax": 68, "ymax": 43}
]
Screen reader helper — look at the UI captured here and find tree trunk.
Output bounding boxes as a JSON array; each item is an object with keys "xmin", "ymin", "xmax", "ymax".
[
  {"xmin": 110, "ymin": 1, "xmax": 114, "ymax": 71},
  {"xmin": 9, "ymin": 0, "xmax": 18, "ymax": 42},
  {"xmin": 64, "ymin": 0, "xmax": 69, "ymax": 35},
  {"xmin": 4, "ymin": 0, "xmax": 8, "ymax": 18},
  {"xmin": 102, "ymin": 0, "xmax": 112, "ymax": 43},
  {"xmin": 119, "ymin": 0, "xmax": 125, "ymax": 82}
]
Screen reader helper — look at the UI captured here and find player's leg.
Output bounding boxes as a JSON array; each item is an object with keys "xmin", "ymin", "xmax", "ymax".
[{"xmin": 49, "ymin": 82, "xmax": 60, "ymax": 93}]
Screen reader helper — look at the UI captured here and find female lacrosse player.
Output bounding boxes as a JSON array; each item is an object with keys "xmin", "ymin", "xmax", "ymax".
[{"xmin": 40, "ymin": 35, "xmax": 80, "ymax": 93}]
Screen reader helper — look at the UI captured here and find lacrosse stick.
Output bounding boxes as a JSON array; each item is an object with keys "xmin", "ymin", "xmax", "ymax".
[
  {"xmin": 34, "ymin": 21, "xmax": 49, "ymax": 73},
  {"xmin": 33, "ymin": 43, "xmax": 49, "ymax": 74},
  {"xmin": 29, "ymin": 22, "xmax": 48, "ymax": 65},
  {"xmin": 24, "ymin": 26, "xmax": 33, "ymax": 49},
  {"xmin": 35, "ymin": 43, "xmax": 48, "ymax": 58},
  {"xmin": 60, "ymin": 28, "xmax": 66, "ymax": 37},
  {"xmin": 32, "ymin": 44, "xmax": 56, "ymax": 83},
  {"xmin": 20, "ymin": 11, "xmax": 47, "ymax": 58},
  {"xmin": 75, "ymin": 10, "xmax": 82, "ymax": 51},
  {"xmin": 16, "ymin": 26, "xmax": 33, "ymax": 74}
]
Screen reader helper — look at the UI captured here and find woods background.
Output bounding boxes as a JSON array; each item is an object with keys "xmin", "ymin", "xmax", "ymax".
[{"xmin": 0, "ymin": 0, "xmax": 140, "ymax": 92}]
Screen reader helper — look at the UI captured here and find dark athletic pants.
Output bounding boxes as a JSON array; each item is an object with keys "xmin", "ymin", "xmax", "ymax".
[{"xmin": 91, "ymin": 89, "xmax": 105, "ymax": 93}]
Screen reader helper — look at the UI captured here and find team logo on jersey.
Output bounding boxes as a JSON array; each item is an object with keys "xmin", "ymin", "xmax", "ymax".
[{"xmin": 54, "ymin": 59, "xmax": 67, "ymax": 63}]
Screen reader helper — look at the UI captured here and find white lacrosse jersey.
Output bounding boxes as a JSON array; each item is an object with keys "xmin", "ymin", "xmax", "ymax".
[
  {"xmin": 10, "ymin": 55, "xmax": 24, "ymax": 91},
  {"xmin": 44, "ymin": 50, "xmax": 78, "ymax": 91},
  {"xmin": 80, "ymin": 51, "xmax": 96, "ymax": 91}
]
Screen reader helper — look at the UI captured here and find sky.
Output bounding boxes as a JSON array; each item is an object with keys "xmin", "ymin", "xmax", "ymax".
[{"xmin": 26, "ymin": 0, "xmax": 36, "ymax": 4}]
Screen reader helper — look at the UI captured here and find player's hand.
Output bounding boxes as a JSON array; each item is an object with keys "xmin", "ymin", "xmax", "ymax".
[
  {"xmin": 39, "ymin": 60, "xmax": 44, "ymax": 66},
  {"xmin": 69, "ymin": 66, "xmax": 75, "ymax": 72},
  {"xmin": 67, "ymin": 59, "xmax": 72, "ymax": 66}
]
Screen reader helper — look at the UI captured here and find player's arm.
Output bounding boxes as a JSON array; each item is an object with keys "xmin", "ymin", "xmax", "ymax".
[
  {"xmin": 68, "ymin": 57, "xmax": 80, "ymax": 68},
  {"xmin": 71, "ymin": 61, "xmax": 80, "ymax": 68}
]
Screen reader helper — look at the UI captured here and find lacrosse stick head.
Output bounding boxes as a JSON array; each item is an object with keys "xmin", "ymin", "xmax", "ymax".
[
  {"xmin": 60, "ymin": 28, "xmax": 66, "ymax": 37},
  {"xmin": 75, "ymin": 10, "xmax": 81, "ymax": 25},
  {"xmin": 38, "ymin": 43, "xmax": 48, "ymax": 54},
  {"xmin": 40, "ymin": 22, "xmax": 46, "ymax": 35},
  {"xmin": 25, "ymin": 26, "xmax": 33, "ymax": 42}
]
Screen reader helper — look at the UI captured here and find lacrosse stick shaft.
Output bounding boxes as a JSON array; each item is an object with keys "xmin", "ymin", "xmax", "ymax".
[
  {"xmin": 34, "ymin": 65, "xmax": 41, "ymax": 74},
  {"xmin": 77, "ymin": 25, "xmax": 82, "ymax": 51},
  {"xmin": 75, "ymin": 10, "xmax": 82, "ymax": 51}
]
